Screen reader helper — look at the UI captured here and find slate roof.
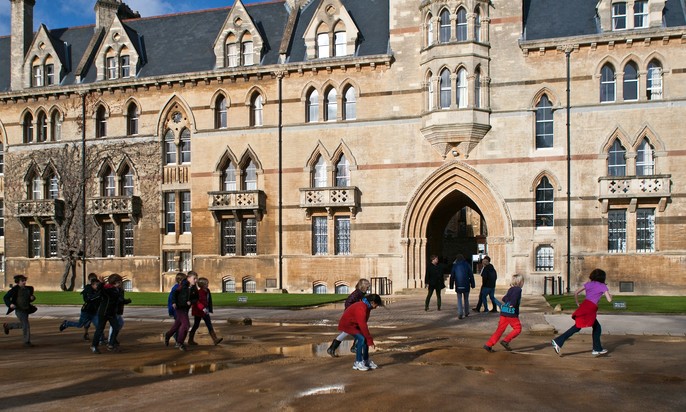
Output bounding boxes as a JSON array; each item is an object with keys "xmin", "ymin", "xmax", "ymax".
[
  {"xmin": 0, "ymin": 0, "xmax": 390, "ymax": 93},
  {"xmin": 523, "ymin": 0, "xmax": 686, "ymax": 41}
]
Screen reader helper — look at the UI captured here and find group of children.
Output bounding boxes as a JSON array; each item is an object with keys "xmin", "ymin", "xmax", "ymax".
[{"xmin": 4, "ymin": 267, "xmax": 614, "ymax": 366}]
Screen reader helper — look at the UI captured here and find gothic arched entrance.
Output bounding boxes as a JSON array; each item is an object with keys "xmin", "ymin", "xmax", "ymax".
[{"xmin": 401, "ymin": 162, "xmax": 513, "ymax": 288}]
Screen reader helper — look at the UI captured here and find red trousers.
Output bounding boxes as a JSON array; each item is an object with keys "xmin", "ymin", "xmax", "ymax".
[{"xmin": 486, "ymin": 316, "xmax": 522, "ymax": 347}]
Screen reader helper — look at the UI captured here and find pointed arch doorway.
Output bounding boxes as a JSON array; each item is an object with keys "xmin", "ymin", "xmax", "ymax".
[{"xmin": 401, "ymin": 162, "xmax": 513, "ymax": 288}]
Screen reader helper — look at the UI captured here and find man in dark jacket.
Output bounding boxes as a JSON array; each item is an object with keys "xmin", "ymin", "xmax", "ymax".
[
  {"xmin": 424, "ymin": 255, "xmax": 445, "ymax": 311},
  {"xmin": 479, "ymin": 256, "xmax": 499, "ymax": 313},
  {"xmin": 449, "ymin": 254, "xmax": 475, "ymax": 319}
]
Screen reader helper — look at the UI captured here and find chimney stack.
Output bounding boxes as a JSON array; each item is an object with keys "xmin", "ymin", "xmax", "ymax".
[
  {"xmin": 10, "ymin": 0, "xmax": 35, "ymax": 91},
  {"xmin": 95, "ymin": 0, "xmax": 140, "ymax": 30}
]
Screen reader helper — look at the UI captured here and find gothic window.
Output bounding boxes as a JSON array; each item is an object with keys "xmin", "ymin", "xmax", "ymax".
[
  {"xmin": 427, "ymin": 71, "xmax": 435, "ymax": 110},
  {"xmin": 600, "ymin": 64, "xmax": 616, "ymax": 103},
  {"xmin": 536, "ymin": 177, "xmax": 554, "ymax": 228},
  {"xmin": 243, "ymin": 160, "xmax": 257, "ymax": 190},
  {"xmin": 335, "ymin": 154, "xmax": 350, "ymax": 187},
  {"xmin": 215, "ymin": 95, "xmax": 228, "ymax": 129},
  {"xmin": 121, "ymin": 165, "xmax": 134, "ymax": 196},
  {"xmin": 474, "ymin": 67, "xmax": 482, "ymax": 108},
  {"xmin": 307, "ymin": 89, "xmax": 319, "ymax": 123},
  {"xmin": 334, "ymin": 31, "xmax": 346, "ymax": 56},
  {"xmin": 535, "ymin": 245, "xmax": 554, "ymax": 271},
  {"xmin": 23, "ymin": 112, "xmax": 34, "ymax": 143},
  {"xmin": 317, "ymin": 23, "xmax": 330, "ymax": 58},
  {"xmin": 163, "ymin": 130, "xmax": 176, "ymax": 165},
  {"xmin": 646, "ymin": 60, "xmax": 663, "ymax": 100},
  {"xmin": 179, "ymin": 129, "xmax": 191, "ymax": 164},
  {"xmin": 608, "ymin": 140, "xmax": 626, "ymax": 176},
  {"xmin": 242, "ymin": 38, "xmax": 254, "ymax": 66},
  {"xmin": 535, "ymin": 94, "xmax": 554, "ymax": 149},
  {"xmin": 314, "ymin": 156, "xmax": 327, "ymax": 188},
  {"xmin": 32, "ymin": 60, "xmax": 43, "ymax": 87},
  {"xmin": 426, "ymin": 13, "xmax": 434, "ymax": 46},
  {"xmin": 251, "ymin": 94, "xmax": 263, "ymax": 126},
  {"xmin": 102, "ymin": 166, "xmax": 116, "ymax": 197},
  {"xmin": 343, "ymin": 86, "xmax": 356, "ymax": 120},
  {"xmin": 46, "ymin": 170, "xmax": 59, "ymax": 199},
  {"xmin": 121, "ymin": 55, "xmax": 131, "ymax": 78},
  {"xmin": 325, "ymin": 88, "xmax": 337, "ymax": 121},
  {"xmin": 127, "ymin": 103, "xmax": 139, "ymax": 136},
  {"xmin": 45, "ymin": 63, "xmax": 55, "ymax": 85},
  {"xmin": 36, "ymin": 111, "xmax": 47, "ymax": 142},
  {"xmin": 456, "ymin": 68, "xmax": 467, "ymax": 108},
  {"xmin": 636, "ymin": 138, "xmax": 654, "ymax": 176},
  {"xmin": 106, "ymin": 55, "xmax": 118, "ymax": 79},
  {"xmin": 474, "ymin": 8, "xmax": 481, "ymax": 42},
  {"xmin": 30, "ymin": 172, "xmax": 42, "ymax": 200},
  {"xmin": 623, "ymin": 61, "xmax": 639, "ymax": 101},
  {"xmin": 439, "ymin": 69, "xmax": 451, "ymax": 109},
  {"xmin": 51, "ymin": 111, "xmax": 62, "ymax": 141},
  {"xmin": 439, "ymin": 9, "xmax": 450, "ymax": 43},
  {"xmin": 96, "ymin": 105, "xmax": 107, "ymax": 138},
  {"xmin": 222, "ymin": 162, "xmax": 237, "ymax": 191},
  {"xmin": 456, "ymin": 8, "xmax": 467, "ymax": 41},
  {"xmin": 226, "ymin": 37, "xmax": 239, "ymax": 67}
]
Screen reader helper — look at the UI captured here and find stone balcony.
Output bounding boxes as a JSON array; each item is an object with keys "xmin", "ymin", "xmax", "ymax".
[
  {"xmin": 598, "ymin": 175, "xmax": 671, "ymax": 212},
  {"xmin": 208, "ymin": 190, "xmax": 266, "ymax": 220},
  {"xmin": 420, "ymin": 109, "xmax": 491, "ymax": 159},
  {"xmin": 87, "ymin": 196, "xmax": 142, "ymax": 221},
  {"xmin": 16, "ymin": 199, "xmax": 65, "ymax": 224},
  {"xmin": 299, "ymin": 186, "xmax": 361, "ymax": 219}
]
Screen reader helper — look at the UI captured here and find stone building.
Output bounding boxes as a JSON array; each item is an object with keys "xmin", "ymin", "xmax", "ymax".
[{"xmin": 0, "ymin": 0, "xmax": 684, "ymax": 295}]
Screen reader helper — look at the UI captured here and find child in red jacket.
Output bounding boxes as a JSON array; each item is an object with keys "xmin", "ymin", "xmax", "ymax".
[
  {"xmin": 337, "ymin": 293, "xmax": 383, "ymax": 371},
  {"xmin": 188, "ymin": 277, "xmax": 223, "ymax": 346}
]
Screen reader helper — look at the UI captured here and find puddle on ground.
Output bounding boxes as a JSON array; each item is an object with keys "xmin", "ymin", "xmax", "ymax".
[
  {"xmin": 273, "ymin": 340, "xmax": 354, "ymax": 358},
  {"xmin": 134, "ymin": 361, "xmax": 237, "ymax": 376},
  {"xmin": 297, "ymin": 384, "xmax": 346, "ymax": 398}
]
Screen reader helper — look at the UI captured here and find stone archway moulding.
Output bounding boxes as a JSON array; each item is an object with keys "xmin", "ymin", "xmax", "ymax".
[{"xmin": 401, "ymin": 161, "xmax": 514, "ymax": 289}]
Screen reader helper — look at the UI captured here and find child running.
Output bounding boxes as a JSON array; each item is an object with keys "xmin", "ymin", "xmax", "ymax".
[
  {"xmin": 188, "ymin": 277, "xmax": 223, "ymax": 346},
  {"xmin": 483, "ymin": 274, "xmax": 524, "ymax": 352},
  {"xmin": 90, "ymin": 274, "xmax": 123, "ymax": 354},
  {"xmin": 164, "ymin": 271, "xmax": 199, "ymax": 351},
  {"xmin": 3, "ymin": 275, "xmax": 37, "ymax": 347},
  {"xmin": 327, "ymin": 278, "xmax": 371, "ymax": 357},
  {"xmin": 337, "ymin": 293, "xmax": 383, "ymax": 371},
  {"xmin": 60, "ymin": 273, "xmax": 101, "ymax": 340},
  {"xmin": 552, "ymin": 268, "xmax": 613, "ymax": 357}
]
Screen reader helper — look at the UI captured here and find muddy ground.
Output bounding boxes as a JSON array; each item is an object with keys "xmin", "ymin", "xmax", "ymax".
[{"xmin": 1, "ymin": 296, "xmax": 685, "ymax": 412}]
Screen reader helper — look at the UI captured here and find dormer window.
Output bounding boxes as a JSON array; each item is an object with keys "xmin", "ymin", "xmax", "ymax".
[
  {"xmin": 107, "ymin": 56, "xmax": 118, "ymax": 79},
  {"xmin": 32, "ymin": 64, "xmax": 43, "ymax": 87},
  {"xmin": 242, "ymin": 38, "xmax": 254, "ymax": 66},
  {"xmin": 121, "ymin": 55, "xmax": 131, "ymax": 78},
  {"xmin": 226, "ymin": 39, "xmax": 239, "ymax": 67},
  {"xmin": 303, "ymin": 0, "xmax": 359, "ymax": 60},
  {"xmin": 317, "ymin": 28, "xmax": 330, "ymax": 58},
  {"xmin": 612, "ymin": 2, "xmax": 627, "ymax": 30},
  {"xmin": 334, "ymin": 31, "xmax": 346, "ymax": 56}
]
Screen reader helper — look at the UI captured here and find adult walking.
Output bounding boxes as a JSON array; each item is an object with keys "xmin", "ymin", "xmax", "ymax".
[
  {"xmin": 424, "ymin": 255, "xmax": 445, "ymax": 311},
  {"xmin": 478, "ymin": 256, "xmax": 499, "ymax": 313},
  {"xmin": 449, "ymin": 254, "xmax": 475, "ymax": 319}
]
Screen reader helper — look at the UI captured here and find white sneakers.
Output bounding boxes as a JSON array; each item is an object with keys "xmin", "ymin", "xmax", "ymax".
[
  {"xmin": 352, "ymin": 360, "xmax": 378, "ymax": 371},
  {"xmin": 592, "ymin": 349, "xmax": 608, "ymax": 356},
  {"xmin": 352, "ymin": 361, "xmax": 369, "ymax": 371}
]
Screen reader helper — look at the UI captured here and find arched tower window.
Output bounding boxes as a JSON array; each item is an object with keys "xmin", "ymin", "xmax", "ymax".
[
  {"xmin": 536, "ymin": 177, "xmax": 554, "ymax": 228},
  {"xmin": 535, "ymin": 94, "xmax": 554, "ymax": 149}
]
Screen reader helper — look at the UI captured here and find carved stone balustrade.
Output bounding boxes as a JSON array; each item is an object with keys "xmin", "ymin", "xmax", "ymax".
[
  {"xmin": 598, "ymin": 175, "xmax": 671, "ymax": 212},
  {"xmin": 299, "ymin": 186, "xmax": 360, "ymax": 219},
  {"xmin": 16, "ymin": 199, "xmax": 65, "ymax": 225},
  {"xmin": 208, "ymin": 190, "xmax": 266, "ymax": 220},
  {"xmin": 87, "ymin": 196, "xmax": 142, "ymax": 222}
]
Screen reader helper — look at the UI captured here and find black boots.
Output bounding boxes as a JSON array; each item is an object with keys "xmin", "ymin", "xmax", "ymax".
[
  {"xmin": 327, "ymin": 338, "xmax": 341, "ymax": 357},
  {"xmin": 209, "ymin": 330, "xmax": 223, "ymax": 345}
]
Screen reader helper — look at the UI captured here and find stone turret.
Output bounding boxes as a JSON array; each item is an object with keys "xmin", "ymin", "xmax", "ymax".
[{"xmin": 10, "ymin": 0, "xmax": 35, "ymax": 91}]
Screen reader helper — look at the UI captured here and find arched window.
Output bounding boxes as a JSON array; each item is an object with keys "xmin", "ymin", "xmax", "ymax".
[
  {"xmin": 427, "ymin": 71, "xmax": 435, "ymax": 110},
  {"xmin": 314, "ymin": 156, "xmax": 327, "ymax": 187},
  {"xmin": 222, "ymin": 162, "xmax": 237, "ymax": 191},
  {"xmin": 127, "ymin": 104, "xmax": 139, "ymax": 136},
  {"xmin": 242, "ymin": 32, "xmax": 254, "ymax": 66},
  {"xmin": 343, "ymin": 86, "xmax": 356, "ymax": 120},
  {"xmin": 313, "ymin": 283, "xmax": 327, "ymax": 294},
  {"xmin": 120, "ymin": 165, "xmax": 134, "ymax": 196},
  {"xmin": 23, "ymin": 112, "xmax": 34, "ymax": 143},
  {"xmin": 223, "ymin": 277, "xmax": 236, "ymax": 293},
  {"xmin": 30, "ymin": 172, "xmax": 42, "ymax": 200},
  {"xmin": 306, "ymin": 89, "xmax": 319, "ymax": 123},
  {"xmin": 325, "ymin": 88, "xmax": 337, "ymax": 121},
  {"xmin": 243, "ymin": 160, "xmax": 257, "ymax": 190},
  {"xmin": 439, "ymin": 69, "xmax": 451, "ymax": 109},
  {"xmin": 50, "ymin": 111, "xmax": 62, "ymax": 141},
  {"xmin": 335, "ymin": 284, "xmax": 349, "ymax": 294},
  {"xmin": 215, "ymin": 95, "xmax": 227, "ymax": 129},
  {"xmin": 646, "ymin": 59, "xmax": 663, "ymax": 100},
  {"xmin": 623, "ymin": 62, "xmax": 638, "ymax": 101},
  {"xmin": 456, "ymin": 8, "xmax": 467, "ymax": 41},
  {"xmin": 535, "ymin": 245, "xmax": 554, "ymax": 271},
  {"xmin": 535, "ymin": 94, "xmax": 554, "ymax": 149},
  {"xmin": 0, "ymin": 141, "xmax": 4, "ymax": 174},
  {"xmin": 600, "ymin": 64, "xmax": 616, "ymax": 103},
  {"xmin": 251, "ymin": 94, "xmax": 263, "ymax": 126},
  {"xmin": 36, "ymin": 111, "xmax": 47, "ymax": 142},
  {"xmin": 608, "ymin": 140, "xmax": 626, "ymax": 176},
  {"xmin": 456, "ymin": 69, "xmax": 467, "ymax": 108},
  {"xmin": 536, "ymin": 177, "xmax": 554, "ymax": 228},
  {"xmin": 474, "ymin": 8, "xmax": 481, "ymax": 42},
  {"xmin": 96, "ymin": 105, "xmax": 107, "ymax": 138},
  {"xmin": 163, "ymin": 130, "xmax": 176, "ymax": 165},
  {"xmin": 317, "ymin": 28, "xmax": 330, "ymax": 58},
  {"xmin": 102, "ymin": 166, "xmax": 116, "ymax": 197},
  {"xmin": 335, "ymin": 154, "xmax": 350, "ymax": 187},
  {"xmin": 334, "ymin": 31, "xmax": 346, "ymax": 56},
  {"xmin": 179, "ymin": 129, "xmax": 191, "ymax": 164},
  {"xmin": 636, "ymin": 138, "xmax": 654, "ymax": 176},
  {"xmin": 46, "ymin": 170, "xmax": 59, "ymax": 199},
  {"xmin": 474, "ymin": 67, "xmax": 481, "ymax": 108},
  {"xmin": 439, "ymin": 9, "xmax": 450, "ymax": 43},
  {"xmin": 426, "ymin": 13, "xmax": 434, "ymax": 46},
  {"xmin": 226, "ymin": 34, "xmax": 239, "ymax": 67}
]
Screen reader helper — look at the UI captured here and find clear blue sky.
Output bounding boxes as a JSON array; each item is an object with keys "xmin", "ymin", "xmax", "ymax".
[{"xmin": 0, "ymin": 0, "xmax": 268, "ymax": 36}]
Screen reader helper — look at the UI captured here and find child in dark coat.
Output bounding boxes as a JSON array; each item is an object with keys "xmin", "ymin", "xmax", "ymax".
[
  {"xmin": 3, "ymin": 275, "xmax": 36, "ymax": 347},
  {"xmin": 483, "ymin": 274, "xmax": 523, "ymax": 352}
]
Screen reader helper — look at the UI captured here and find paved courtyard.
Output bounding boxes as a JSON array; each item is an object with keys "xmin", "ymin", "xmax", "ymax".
[{"xmin": 1, "ymin": 292, "xmax": 685, "ymax": 411}]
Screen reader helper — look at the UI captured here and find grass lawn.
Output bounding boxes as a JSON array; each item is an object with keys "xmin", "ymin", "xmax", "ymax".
[
  {"xmin": 544, "ymin": 295, "xmax": 686, "ymax": 314},
  {"xmin": 33, "ymin": 291, "xmax": 347, "ymax": 308}
]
